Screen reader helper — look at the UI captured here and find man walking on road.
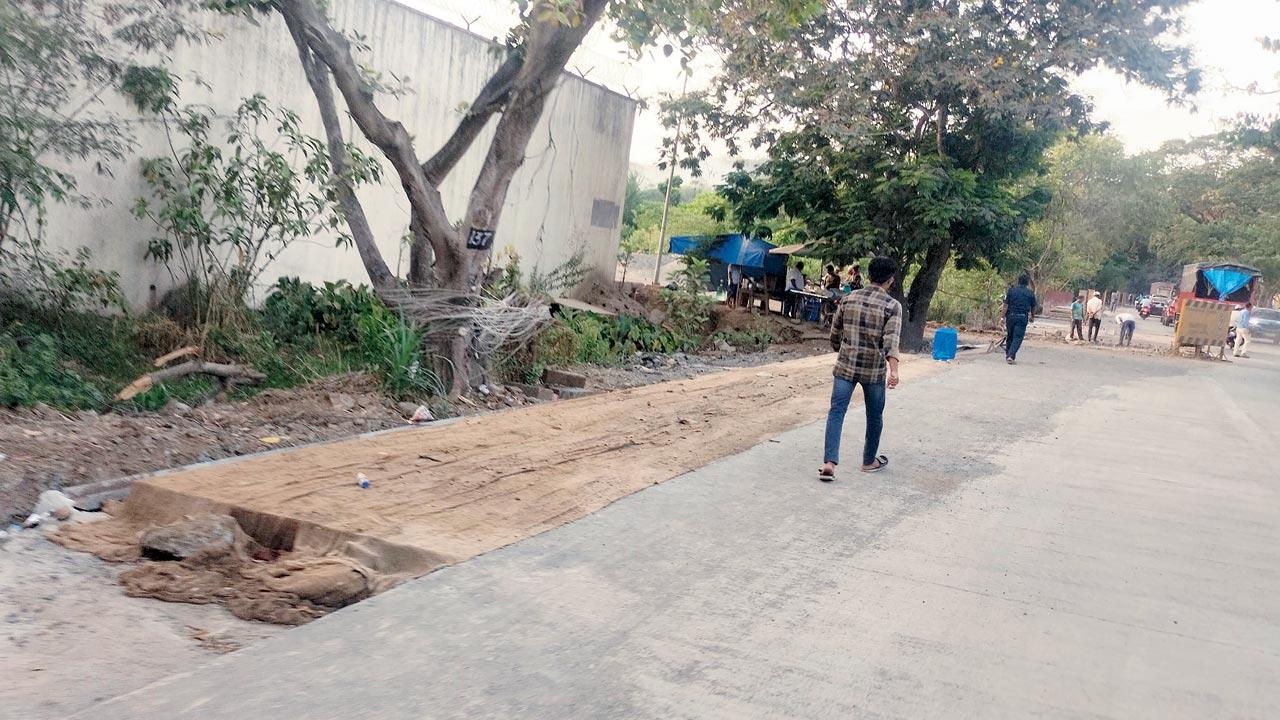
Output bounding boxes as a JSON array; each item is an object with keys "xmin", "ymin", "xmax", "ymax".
[
  {"xmin": 1086, "ymin": 291, "xmax": 1104, "ymax": 342},
  {"xmin": 1002, "ymin": 274, "xmax": 1037, "ymax": 365},
  {"xmin": 819, "ymin": 256, "xmax": 901, "ymax": 481},
  {"xmin": 1070, "ymin": 294, "xmax": 1085, "ymax": 341},
  {"xmin": 1234, "ymin": 302, "xmax": 1254, "ymax": 358}
]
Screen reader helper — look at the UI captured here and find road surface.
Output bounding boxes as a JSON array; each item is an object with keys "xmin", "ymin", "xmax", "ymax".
[{"xmin": 74, "ymin": 342, "xmax": 1280, "ymax": 719}]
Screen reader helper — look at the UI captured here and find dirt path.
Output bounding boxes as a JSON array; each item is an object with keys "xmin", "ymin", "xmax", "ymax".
[{"xmin": 95, "ymin": 354, "xmax": 946, "ymax": 578}]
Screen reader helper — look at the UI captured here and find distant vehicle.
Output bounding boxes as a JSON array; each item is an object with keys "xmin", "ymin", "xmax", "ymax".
[
  {"xmin": 1134, "ymin": 295, "xmax": 1150, "ymax": 311},
  {"xmin": 1164, "ymin": 262, "xmax": 1262, "ymax": 327},
  {"xmin": 1147, "ymin": 281, "xmax": 1175, "ymax": 318},
  {"xmin": 1247, "ymin": 307, "xmax": 1280, "ymax": 343}
]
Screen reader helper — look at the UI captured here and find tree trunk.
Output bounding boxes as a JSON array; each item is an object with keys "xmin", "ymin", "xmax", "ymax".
[
  {"xmin": 274, "ymin": 0, "xmax": 610, "ymax": 397},
  {"xmin": 899, "ymin": 238, "xmax": 952, "ymax": 351}
]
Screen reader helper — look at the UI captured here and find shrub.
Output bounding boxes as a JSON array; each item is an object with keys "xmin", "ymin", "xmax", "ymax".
[
  {"xmin": 659, "ymin": 257, "xmax": 715, "ymax": 350},
  {"xmin": 0, "ymin": 333, "xmax": 106, "ymax": 409},
  {"xmin": 261, "ymin": 277, "xmax": 378, "ymax": 344},
  {"xmin": 357, "ymin": 305, "xmax": 445, "ymax": 399},
  {"xmin": 714, "ymin": 328, "xmax": 774, "ymax": 351}
]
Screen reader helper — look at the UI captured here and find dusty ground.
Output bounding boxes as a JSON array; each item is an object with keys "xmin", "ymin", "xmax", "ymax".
[
  {"xmin": 0, "ymin": 374, "xmax": 417, "ymax": 524},
  {"xmin": 0, "ymin": 529, "xmax": 286, "ymax": 719},
  {"xmin": 74, "ymin": 353, "xmax": 944, "ymax": 576}
]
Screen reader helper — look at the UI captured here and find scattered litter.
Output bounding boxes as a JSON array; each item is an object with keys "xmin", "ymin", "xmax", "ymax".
[
  {"xmin": 34, "ymin": 490, "xmax": 76, "ymax": 517},
  {"xmin": 755, "ymin": 371, "xmax": 774, "ymax": 378},
  {"xmin": 259, "ymin": 436, "xmax": 284, "ymax": 445},
  {"xmin": 22, "ymin": 513, "xmax": 41, "ymax": 528},
  {"xmin": 0, "ymin": 452, "xmax": 6, "ymax": 462},
  {"xmin": 410, "ymin": 406, "xmax": 435, "ymax": 424},
  {"xmin": 418, "ymin": 453, "xmax": 441, "ymax": 462},
  {"xmin": 357, "ymin": 472, "xmax": 371, "ymax": 490},
  {"xmin": 478, "ymin": 384, "xmax": 491, "ymax": 396}
]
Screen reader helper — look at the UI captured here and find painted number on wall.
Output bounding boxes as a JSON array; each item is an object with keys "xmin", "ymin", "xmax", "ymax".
[{"xmin": 466, "ymin": 228, "xmax": 495, "ymax": 250}]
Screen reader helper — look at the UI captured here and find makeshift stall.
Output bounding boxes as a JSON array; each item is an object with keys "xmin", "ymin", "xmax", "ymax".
[
  {"xmin": 667, "ymin": 234, "xmax": 787, "ymax": 312},
  {"xmin": 769, "ymin": 242, "xmax": 830, "ymax": 322}
]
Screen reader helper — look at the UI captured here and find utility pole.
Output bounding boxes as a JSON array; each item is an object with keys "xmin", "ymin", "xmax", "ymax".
[{"xmin": 654, "ymin": 75, "xmax": 688, "ymax": 285}]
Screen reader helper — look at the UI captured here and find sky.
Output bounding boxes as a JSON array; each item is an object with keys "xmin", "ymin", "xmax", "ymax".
[{"xmin": 405, "ymin": 0, "xmax": 1280, "ymax": 181}]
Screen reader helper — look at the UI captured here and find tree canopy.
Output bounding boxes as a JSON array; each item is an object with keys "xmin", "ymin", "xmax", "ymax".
[{"xmin": 680, "ymin": 0, "xmax": 1199, "ymax": 348}]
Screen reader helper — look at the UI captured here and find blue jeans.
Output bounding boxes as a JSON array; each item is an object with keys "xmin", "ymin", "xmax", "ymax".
[
  {"xmin": 823, "ymin": 377, "xmax": 886, "ymax": 466},
  {"xmin": 1006, "ymin": 314, "xmax": 1029, "ymax": 360}
]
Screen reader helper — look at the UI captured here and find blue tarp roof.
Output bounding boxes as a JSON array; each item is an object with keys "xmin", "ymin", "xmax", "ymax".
[
  {"xmin": 668, "ymin": 234, "xmax": 787, "ymax": 276},
  {"xmin": 1201, "ymin": 266, "xmax": 1255, "ymax": 299}
]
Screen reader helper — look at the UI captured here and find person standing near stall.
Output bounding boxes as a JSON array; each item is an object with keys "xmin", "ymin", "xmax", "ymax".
[{"xmin": 784, "ymin": 261, "xmax": 806, "ymax": 318}]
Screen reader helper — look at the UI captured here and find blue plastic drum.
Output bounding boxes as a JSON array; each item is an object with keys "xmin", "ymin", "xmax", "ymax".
[{"xmin": 932, "ymin": 327, "xmax": 958, "ymax": 361}]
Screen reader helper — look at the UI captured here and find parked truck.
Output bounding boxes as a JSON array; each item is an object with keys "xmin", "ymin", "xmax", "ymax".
[{"xmin": 1163, "ymin": 262, "xmax": 1262, "ymax": 326}]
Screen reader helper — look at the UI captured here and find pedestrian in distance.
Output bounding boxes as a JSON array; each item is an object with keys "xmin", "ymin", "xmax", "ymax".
[
  {"xmin": 1234, "ymin": 302, "xmax": 1253, "ymax": 358},
  {"xmin": 1086, "ymin": 291, "xmax": 1104, "ymax": 343},
  {"xmin": 726, "ymin": 264, "xmax": 743, "ymax": 307},
  {"xmin": 1114, "ymin": 311, "xmax": 1138, "ymax": 347},
  {"xmin": 784, "ymin": 261, "xmax": 806, "ymax": 319},
  {"xmin": 1001, "ymin": 274, "xmax": 1037, "ymax": 365},
  {"xmin": 845, "ymin": 263, "xmax": 864, "ymax": 292},
  {"xmin": 1070, "ymin": 294, "xmax": 1085, "ymax": 341},
  {"xmin": 819, "ymin": 256, "xmax": 901, "ymax": 482}
]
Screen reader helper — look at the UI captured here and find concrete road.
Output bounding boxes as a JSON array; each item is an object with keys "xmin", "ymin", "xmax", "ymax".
[{"xmin": 76, "ymin": 343, "xmax": 1280, "ymax": 720}]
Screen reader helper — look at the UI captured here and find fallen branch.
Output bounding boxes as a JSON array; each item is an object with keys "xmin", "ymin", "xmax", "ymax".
[
  {"xmin": 116, "ymin": 360, "xmax": 267, "ymax": 401},
  {"xmin": 153, "ymin": 345, "xmax": 200, "ymax": 368}
]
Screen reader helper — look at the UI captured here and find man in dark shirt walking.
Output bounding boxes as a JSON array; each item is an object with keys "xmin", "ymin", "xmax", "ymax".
[
  {"xmin": 1002, "ymin": 274, "xmax": 1037, "ymax": 365},
  {"xmin": 819, "ymin": 256, "xmax": 901, "ymax": 481}
]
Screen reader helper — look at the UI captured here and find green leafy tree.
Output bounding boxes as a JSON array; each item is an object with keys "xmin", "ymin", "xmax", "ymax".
[
  {"xmin": 684, "ymin": 1, "xmax": 1199, "ymax": 349},
  {"xmin": 134, "ymin": 95, "xmax": 382, "ymax": 330},
  {"xmin": 1151, "ymin": 135, "xmax": 1280, "ymax": 283},
  {"xmin": 1016, "ymin": 135, "xmax": 1175, "ymax": 293},
  {"xmin": 215, "ymin": 0, "xmax": 818, "ymax": 392},
  {"xmin": 0, "ymin": 0, "xmax": 192, "ymax": 309}
]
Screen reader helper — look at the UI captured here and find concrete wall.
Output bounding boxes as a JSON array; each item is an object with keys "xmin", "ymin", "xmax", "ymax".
[{"xmin": 42, "ymin": 0, "xmax": 637, "ymax": 308}]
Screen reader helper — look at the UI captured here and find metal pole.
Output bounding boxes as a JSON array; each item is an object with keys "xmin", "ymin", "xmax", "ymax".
[{"xmin": 654, "ymin": 75, "xmax": 688, "ymax": 285}]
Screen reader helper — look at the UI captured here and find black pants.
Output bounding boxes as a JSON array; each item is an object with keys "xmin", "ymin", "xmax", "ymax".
[
  {"xmin": 1006, "ymin": 314, "xmax": 1029, "ymax": 360},
  {"xmin": 1088, "ymin": 317, "xmax": 1102, "ymax": 342},
  {"xmin": 1070, "ymin": 319, "xmax": 1084, "ymax": 340}
]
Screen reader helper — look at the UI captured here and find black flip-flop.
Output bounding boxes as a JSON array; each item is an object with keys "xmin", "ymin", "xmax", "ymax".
[
  {"xmin": 861, "ymin": 455, "xmax": 889, "ymax": 473},
  {"xmin": 818, "ymin": 467, "xmax": 836, "ymax": 482}
]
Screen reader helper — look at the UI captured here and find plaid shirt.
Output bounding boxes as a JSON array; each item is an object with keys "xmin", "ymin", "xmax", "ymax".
[{"xmin": 829, "ymin": 285, "xmax": 902, "ymax": 384}]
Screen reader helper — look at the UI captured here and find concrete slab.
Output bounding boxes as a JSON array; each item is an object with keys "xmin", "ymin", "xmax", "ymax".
[{"xmin": 73, "ymin": 344, "xmax": 1280, "ymax": 719}]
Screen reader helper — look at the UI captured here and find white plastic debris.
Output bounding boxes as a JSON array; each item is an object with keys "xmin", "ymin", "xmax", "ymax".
[
  {"xmin": 410, "ymin": 405, "xmax": 435, "ymax": 424},
  {"xmin": 22, "ymin": 513, "xmax": 41, "ymax": 529},
  {"xmin": 357, "ymin": 473, "xmax": 371, "ymax": 490},
  {"xmin": 34, "ymin": 490, "xmax": 76, "ymax": 518}
]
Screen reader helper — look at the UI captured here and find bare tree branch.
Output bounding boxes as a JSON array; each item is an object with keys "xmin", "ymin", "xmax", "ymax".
[{"xmin": 280, "ymin": 7, "xmax": 395, "ymax": 290}]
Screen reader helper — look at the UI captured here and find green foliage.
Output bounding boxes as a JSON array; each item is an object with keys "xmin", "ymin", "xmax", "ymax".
[
  {"xmin": 261, "ymin": 277, "xmax": 378, "ymax": 344},
  {"xmin": 684, "ymin": 0, "xmax": 1199, "ymax": 348},
  {"xmin": 928, "ymin": 263, "xmax": 1005, "ymax": 328},
  {"xmin": 659, "ymin": 257, "xmax": 714, "ymax": 350},
  {"xmin": 134, "ymin": 94, "xmax": 382, "ymax": 330},
  {"xmin": 0, "ymin": 333, "xmax": 105, "ymax": 409},
  {"xmin": 485, "ymin": 249, "xmax": 589, "ymax": 300},
  {"xmin": 1150, "ymin": 135, "xmax": 1280, "ymax": 283},
  {"xmin": 713, "ymin": 327, "xmax": 774, "ymax": 352},
  {"xmin": 495, "ymin": 310, "xmax": 686, "ymax": 384},
  {"xmin": 0, "ymin": 0, "xmax": 190, "ymax": 310},
  {"xmin": 356, "ymin": 305, "xmax": 445, "ymax": 399}
]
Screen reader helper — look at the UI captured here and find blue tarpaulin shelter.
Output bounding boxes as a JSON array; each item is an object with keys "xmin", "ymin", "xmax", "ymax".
[
  {"xmin": 668, "ymin": 234, "xmax": 787, "ymax": 278},
  {"xmin": 1202, "ymin": 266, "xmax": 1255, "ymax": 299}
]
